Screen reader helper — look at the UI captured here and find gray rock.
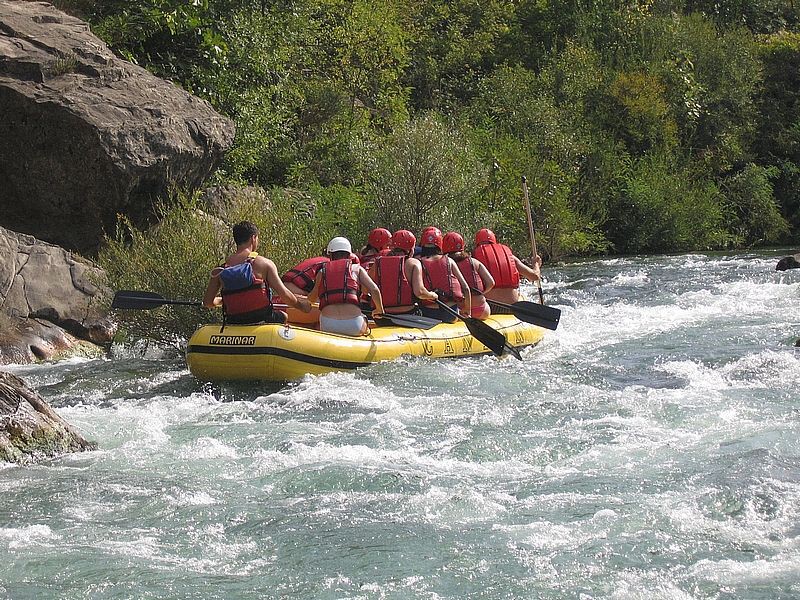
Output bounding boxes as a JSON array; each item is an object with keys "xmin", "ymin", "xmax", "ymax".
[
  {"xmin": 0, "ymin": 370, "xmax": 96, "ymax": 463},
  {"xmin": 0, "ymin": 313, "xmax": 103, "ymax": 364},
  {"xmin": 0, "ymin": 225, "xmax": 114, "ymax": 364},
  {"xmin": 776, "ymin": 253, "xmax": 800, "ymax": 271},
  {"xmin": 0, "ymin": 0, "xmax": 235, "ymax": 255},
  {"xmin": 200, "ymin": 184, "xmax": 270, "ymax": 219}
]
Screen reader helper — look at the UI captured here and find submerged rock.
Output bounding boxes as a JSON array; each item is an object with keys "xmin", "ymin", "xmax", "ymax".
[
  {"xmin": 0, "ymin": 0, "xmax": 235, "ymax": 255},
  {"xmin": 0, "ymin": 371, "xmax": 96, "ymax": 463},
  {"xmin": 775, "ymin": 253, "xmax": 800, "ymax": 271}
]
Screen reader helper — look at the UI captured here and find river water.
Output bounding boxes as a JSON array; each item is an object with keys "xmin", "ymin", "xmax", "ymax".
[{"xmin": 1, "ymin": 251, "xmax": 799, "ymax": 599}]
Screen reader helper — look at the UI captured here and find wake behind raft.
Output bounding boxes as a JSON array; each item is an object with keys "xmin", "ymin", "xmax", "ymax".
[{"xmin": 186, "ymin": 315, "xmax": 544, "ymax": 382}]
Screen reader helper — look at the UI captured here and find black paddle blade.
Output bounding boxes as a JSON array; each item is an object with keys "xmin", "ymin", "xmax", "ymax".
[
  {"xmin": 463, "ymin": 317, "xmax": 517, "ymax": 358},
  {"xmin": 381, "ymin": 313, "xmax": 441, "ymax": 330},
  {"xmin": 434, "ymin": 299, "xmax": 521, "ymax": 359},
  {"xmin": 504, "ymin": 341, "xmax": 523, "ymax": 360},
  {"xmin": 509, "ymin": 301, "xmax": 561, "ymax": 331},
  {"xmin": 111, "ymin": 290, "xmax": 201, "ymax": 310},
  {"xmin": 111, "ymin": 290, "xmax": 168, "ymax": 309}
]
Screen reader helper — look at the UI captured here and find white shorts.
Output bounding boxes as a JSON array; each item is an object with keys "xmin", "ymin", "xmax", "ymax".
[{"xmin": 319, "ymin": 314, "xmax": 367, "ymax": 336}]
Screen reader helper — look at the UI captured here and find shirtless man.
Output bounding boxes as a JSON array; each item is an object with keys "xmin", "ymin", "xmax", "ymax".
[{"xmin": 202, "ymin": 221, "xmax": 310, "ymax": 323}]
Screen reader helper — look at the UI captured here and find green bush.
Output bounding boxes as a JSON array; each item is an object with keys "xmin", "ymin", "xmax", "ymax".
[
  {"xmin": 609, "ymin": 157, "xmax": 730, "ymax": 253},
  {"xmin": 721, "ymin": 163, "xmax": 790, "ymax": 246}
]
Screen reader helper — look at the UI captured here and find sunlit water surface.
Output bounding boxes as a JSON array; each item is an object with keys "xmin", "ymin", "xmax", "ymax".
[{"xmin": 1, "ymin": 252, "xmax": 799, "ymax": 599}]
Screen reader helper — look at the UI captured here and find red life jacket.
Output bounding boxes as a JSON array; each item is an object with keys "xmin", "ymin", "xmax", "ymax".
[
  {"xmin": 473, "ymin": 242, "xmax": 519, "ymax": 289},
  {"xmin": 420, "ymin": 255, "xmax": 464, "ymax": 304},
  {"xmin": 454, "ymin": 255, "xmax": 484, "ymax": 294},
  {"xmin": 374, "ymin": 255, "xmax": 414, "ymax": 309},
  {"xmin": 282, "ymin": 256, "xmax": 329, "ymax": 293},
  {"xmin": 318, "ymin": 259, "xmax": 361, "ymax": 309},
  {"xmin": 219, "ymin": 255, "xmax": 273, "ymax": 322},
  {"xmin": 358, "ymin": 248, "xmax": 390, "ymax": 273}
]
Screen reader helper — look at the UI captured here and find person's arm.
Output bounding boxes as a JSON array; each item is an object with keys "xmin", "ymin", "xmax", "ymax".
[
  {"xmin": 475, "ymin": 260, "xmax": 495, "ymax": 294},
  {"xmin": 358, "ymin": 266, "xmax": 385, "ymax": 316},
  {"xmin": 307, "ymin": 271, "xmax": 322, "ymax": 304},
  {"xmin": 262, "ymin": 258, "xmax": 311, "ymax": 312},
  {"xmin": 449, "ymin": 258, "xmax": 471, "ymax": 316},
  {"xmin": 514, "ymin": 255, "xmax": 541, "ymax": 282},
  {"xmin": 202, "ymin": 267, "xmax": 223, "ymax": 308},
  {"xmin": 407, "ymin": 259, "xmax": 437, "ymax": 301}
]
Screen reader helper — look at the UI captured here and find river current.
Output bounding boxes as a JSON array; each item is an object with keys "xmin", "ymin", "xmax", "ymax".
[{"xmin": 1, "ymin": 251, "xmax": 799, "ymax": 599}]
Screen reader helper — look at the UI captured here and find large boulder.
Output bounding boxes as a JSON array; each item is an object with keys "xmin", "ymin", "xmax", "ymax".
[
  {"xmin": 776, "ymin": 253, "xmax": 800, "ymax": 271},
  {"xmin": 0, "ymin": 225, "xmax": 114, "ymax": 364},
  {"xmin": 0, "ymin": 370, "xmax": 95, "ymax": 463},
  {"xmin": 0, "ymin": 0, "xmax": 236, "ymax": 255}
]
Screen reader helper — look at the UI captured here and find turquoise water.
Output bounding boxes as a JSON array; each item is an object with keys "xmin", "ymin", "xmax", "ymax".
[{"xmin": 1, "ymin": 252, "xmax": 799, "ymax": 599}]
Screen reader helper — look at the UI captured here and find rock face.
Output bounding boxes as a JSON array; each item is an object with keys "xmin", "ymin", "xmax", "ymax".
[
  {"xmin": 0, "ymin": 225, "xmax": 114, "ymax": 364},
  {"xmin": 0, "ymin": 0, "xmax": 236, "ymax": 255},
  {"xmin": 776, "ymin": 253, "xmax": 800, "ymax": 271},
  {"xmin": 0, "ymin": 370, "xmax": 96, "ymax": 463}
]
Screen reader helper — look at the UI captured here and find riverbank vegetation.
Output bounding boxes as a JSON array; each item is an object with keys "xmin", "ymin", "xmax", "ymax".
[{"xmin": 58, "ymin": 1, "xmax": 800, "ymax": 333}]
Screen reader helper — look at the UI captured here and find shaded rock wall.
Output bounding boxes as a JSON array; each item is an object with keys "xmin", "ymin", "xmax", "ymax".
[
  {"xmin": 0, "ymin": 0, "xmax": 235, "ymax": 255},
  {"xmin": 0, "ymin": 370, "xmax": 95, "ymax": 463}
]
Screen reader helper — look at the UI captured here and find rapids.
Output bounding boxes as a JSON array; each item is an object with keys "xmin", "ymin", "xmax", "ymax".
[{"xmin": 1, "ymin": 251, "xmax": 799, "ymax": 599}]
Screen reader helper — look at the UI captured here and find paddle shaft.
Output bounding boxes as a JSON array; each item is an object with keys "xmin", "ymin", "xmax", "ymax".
[
  {"xmin": 468, "ymin": 287, "xmax": 560, "ymax": 331},
  {"xmin": 521, "ymin": 176, "xmax": 545, "ymax": 305},
  {"xmin": 113, "ymin": 291, "xmax": 441, "ymax": 329}
]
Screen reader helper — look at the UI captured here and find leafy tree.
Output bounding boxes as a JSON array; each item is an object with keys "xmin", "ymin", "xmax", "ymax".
[
  {"xmin": 595, "ymin": 70, "xmax": 678, "ymax": 155},
  {"xmin": 684, "ymin": 0, "xmax": 799, "ymax": 33},
  {"xmin": 756, "ymin": 31, "xmax": 800, "ymax": 238},
  {"xmin": 361, "ymin": 113, "xmax": 486, "ymax": 233}
]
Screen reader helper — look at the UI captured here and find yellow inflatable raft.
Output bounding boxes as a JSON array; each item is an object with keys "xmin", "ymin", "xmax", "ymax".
[{"xmin": 186, "ymin": 314, "xmax": 544, "ymax": 382}]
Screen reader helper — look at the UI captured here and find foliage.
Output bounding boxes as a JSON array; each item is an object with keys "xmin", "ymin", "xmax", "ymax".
[
  {"xmin": 59, "ymin": 0, "xmax": 800, "ymax": 269},
  {"xmin": 360, "ymin": 113, "xmax": 486, "ymax": 233},
  {"xmin": 99, "ymin": 190, "xmax": 226, "ymax": 340},
  {"xmin": 609, "ymin": 157, "xmax": 730, "ymax": 253},
  {"xmin": 756, "ymin": 31, "xmax": 800, "ymax": 238},
  {"xmin": 720, "ymin": 163, "xmax": 790, "ymax": 246}
]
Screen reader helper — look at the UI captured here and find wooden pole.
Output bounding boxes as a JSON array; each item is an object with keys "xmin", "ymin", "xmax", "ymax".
[{"xmin": 521, "ymin": 176, "xmax": 545, "ymax": 305}]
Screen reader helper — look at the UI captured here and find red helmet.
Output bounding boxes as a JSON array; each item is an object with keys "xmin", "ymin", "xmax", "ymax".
[
  {"xmin": 442, "ymin": 232, "xmax": 465, "ymax": 253},
  {"xmin": 475, "ymin": 228, "xmax": 497, "ymax": 245},
  {"xmin": 421, "ymin": 227, "xmax": 443, "ymax": 248},
  {"xmin": 420, "ymin": 226, "xmax": 437, "ymax": 241},
  {"xmin": 368, "ymin": 227, "xmax": 392, "ymax": 250},
  {"xmin": 392, "ymin": 229, "xmax": 416, "ymax": 253}
]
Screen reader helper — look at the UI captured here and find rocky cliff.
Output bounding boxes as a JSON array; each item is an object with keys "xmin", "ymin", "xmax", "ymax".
[{"xmin": 0, "ymin": 0, "xmax": 236, "ymax": 255}]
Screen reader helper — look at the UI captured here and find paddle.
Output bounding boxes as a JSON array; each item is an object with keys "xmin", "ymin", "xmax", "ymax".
[
  {"xmin": 521, "ymin": 176, "xmax": 546, "ymax": 305},
  {"xmin": 111, "ymin": 290, "xmax": 201, "ymax": 309},
  {"xmin": 434, "ymin": 299, "xmax": 522, "ymax": 360},
  {"xmin": 112, "ymin": 290, "xmax": 442, "ymax": 330},
  {"xmin": 469, "ymin": 288, "xmax": 560, "ymax": 331},
  {"xmin": 367, "ymin": 311, "xmax": 442, "ymax": 330}
]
